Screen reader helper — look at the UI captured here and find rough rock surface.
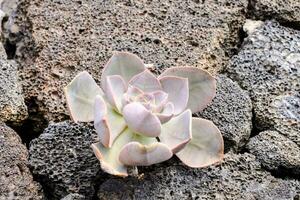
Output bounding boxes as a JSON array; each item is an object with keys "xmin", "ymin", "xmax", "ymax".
[
  {"xmin": 8, "ymin": 0, "xmax": 247, "ymax": 121},
  {"xmin": 197, "ymin": 75, "xmax": 252, "ymax": 152},
  {"xmin": 0, "ymin": 122, "xmax": 43, "ymax": 200},
  {"xmin": 60, "ymin": 193, "xmax": 85, "ymax": 200},
  {"xmin": 226, "ymin": 21, "xmax": 300, "ymax": 146},
  {"xmin": 29, "ymin": 121, "xmax": 100, "ymax": 199},
  {"xmin": 98, "ymin": 153, "xmax": 300, "ymax": 200},
  {"xmin": 0, "ymin": 43, "xmax": 27, "ymax": 123},
  {"xmin": 247, "ymin": 130, "xmax": 300, "ymax": 175},
  {"xmin": 0, "ymin": 0, "xmax": 18, "ymax": 16},
  {"xmin": 250, "ymin": 0, "xmax": 300, "ymax": 24}
]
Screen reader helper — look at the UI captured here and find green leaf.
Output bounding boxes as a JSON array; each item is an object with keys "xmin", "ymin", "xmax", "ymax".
[
  {"xmin": 91, "ymin": 128, "xmax": 159, "ymax": 176},
  {"xmin": 94, "ymin": 95, "xmax": 126, "ymax": 148}
]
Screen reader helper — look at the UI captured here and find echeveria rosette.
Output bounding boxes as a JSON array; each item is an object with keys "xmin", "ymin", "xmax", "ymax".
[{"xmin": 64, "ymin": 52, "xmax": 224, "ymax": 177}]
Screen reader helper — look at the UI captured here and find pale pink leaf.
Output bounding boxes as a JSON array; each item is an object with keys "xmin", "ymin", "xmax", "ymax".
[
  {"xmin": 119, "ymin": 142, "xmax": 173, "ymax": 166},
  {"xmin": 159, "ymin": 109, "xmax": 192, "ymax": 153},
  {"xmin": 129, "ymin": 70, "xmax": 162, "ymax": 92},
  {"xmin": 159, "ymin": 76, "xmax": 189, "ymax": 115},
  {"xmin": 156, "ymin": 102, "xmax": 174, "ymax": 123},
  {"xmin": 104, "ymin": 75, "xmax": 127, "ymax": 112},
  {"xmin": 159, "ymin": 67, "xmax": 216, "ymax": 113},
  {"xmin": 151, "ymin": 90, "xmax": 168, "ymax": 112},
  {"xmin": 123, "ymin": 102, "xmax": 161, "ymax": 137},
  {"xmin": 176, "ymin": 118, "xmax": 224, "ymax": 168},
  {"xmin": 101, "ymin": 52, "xmax": 145, "ymax": 89},
  {"xmin": 64, "ymin": 71, "xmax": 103, "ymax": 122}
]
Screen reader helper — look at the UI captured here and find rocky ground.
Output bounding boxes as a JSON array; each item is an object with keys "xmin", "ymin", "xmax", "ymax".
[{"xmin": 0, "ymin": 0, "xmax": 299, "ymax": 199}]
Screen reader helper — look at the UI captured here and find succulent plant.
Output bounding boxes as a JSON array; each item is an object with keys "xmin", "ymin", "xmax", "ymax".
[{"xmin": 64, "ymin": 52, "xmax": 223, "ymax": 177}]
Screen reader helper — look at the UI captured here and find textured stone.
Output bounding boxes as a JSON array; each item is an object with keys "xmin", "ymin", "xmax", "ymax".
[
  {"xmin": 250, "ymin": 0, "xmax": 300, "ymax": 24},
  {"xmin": 60, "ymin": 193, "xmax": 85, "ymax": 200},
  {"xmin": 29, "ymin": 121, "xmax": 100, "ymax": 199},
  {"xmin": 197, "ymin": 75, "xmax": 252, "ymax": 152},
  {"xmin": 247, "ymin": 130, "xmax": 300, "ymax": 175},
  {"xmin": 226, "ymin": 21, "xmax": 300, "ymax": 145},
  {"xmin": 8, "ymin": 0, "xmax": 247, "ymax": 121},
  {"xmin": 0, "ymin": 43, "xmax": 27, "ymax": 123},
  {"xmin": 97, "ymin": 153, "xmax": 300, "ymax": 200},
  {"xmin": 0, "ymin": 0, "xmax": 18, "ymax": 16},
  {"xmin": 0, "ymin": 122, "xmax": 43, "ymax": 200}
]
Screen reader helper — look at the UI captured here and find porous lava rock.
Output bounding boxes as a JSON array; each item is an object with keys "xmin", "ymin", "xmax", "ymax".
[
  {"xmin": 250, "ymin": 0, "xmax": 300, "ymax": 24},
  {"xmin": 97, "ymin": 153, "xmax": 300, "ymax": 200},
  {"xmin": 60, "ymin": 193, "xmax": 85, "ymax": 200},
  {"xmin": 29, "ymin": 121, "xmax": 100, "ymax": 199},
  {"xmin": 197, "ymin": 75, "xmax": 252, "ymax": 152},
  {"xmin": 226, "ymin": 21, "xmax": 300, "ymax": 146},
  {"xmin": 8, "ymin": 0, "xmax": 247, "ymax": 121},
  {"xmin": 247, "ymin": 130, "xmax": 300, "ymax": 176},
  {"xmin": 0, "ymin": 43, "xmax": 27, "ymax": 123},
  {"xmin": 0, "ymin": 122, "xmax": 43, "ymax": 200}
]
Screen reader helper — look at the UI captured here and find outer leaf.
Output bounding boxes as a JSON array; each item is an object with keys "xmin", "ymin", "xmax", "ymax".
[
  {"xmin": 129, "ymin": 70, "xmax": 162, "ymax": 92},
  {"xmin": 64, "ymin": 71, "xmax": 103, "ymax": 122},
  {"xmin": 101, "ymin": 52, "xmax": 145, "ymax": 89},
  {"xmin": 159, "ymin": 67, "xmax": 216, "ymax": 113},
  {"xmin": 94, "ymin": 95, "xmax": 126, "ymax": 148},
  {"xmin": 91, "ymin": 128, "xmax": 135, "ymax": 177},
  {"xmin": 104, "ymin": 75, "xmax": 127, "ymax": 112},
  {"xmin": 159, "ymin": 109, "xmax": 192, "ymax": 153},
  {"xmin": 123, "ymin": 102, "xmax": 161, "ymax": 137},
  {"xmin": 156, "ymin": 102, "xmax": 174, "ymax": 123},
  {"xmin": 159, "ymin": 76, "xmax": 189, "ymax": 115},
  {"xmin": 176, "ymin": 118, "xmax": 224, "ymax": 168},
  {"xmin": 119, "ymin": 142, "xmax": 173, "ymax": 166}
]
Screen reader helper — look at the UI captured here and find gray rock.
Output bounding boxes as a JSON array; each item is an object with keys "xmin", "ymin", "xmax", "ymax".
[
  {"xmin": 97, "ymin": 153, "xmax": 300, "ymax": 200},
  {"xmin": 0, "ymin": 0, "xmax": 18, "ymax": 16},
  {"xmin": 29, "ymin": 121, "xmax": 100, "ymax": 199},
  {"xmin": 0, "ymin": 43, "xmax": 27, "ymax": 123},
  {"xmin": 250, "ymin": 0, "xmax": 300, "ymax": 24},
  {"xmin": 247, "ymin": 130, "xmax": 300, "ymax": 175},
  {"xmin": 60, "ymin": 193, "xmax": 85, "ymax": 200},
  {"xmin": 8, "ymin": 0, "xmax": 247, "ymax": 121},
  {"xmin": 226, "ymin": 21, "xmax": 300, "ymax": 145},
  {"xmin": 254, "ymin": 92, "xmax": 300, "ymax": 145},
  {"xmin": 197, "ymin": 75, "xmax": 252, "ymax": 152},
  {"xmin": 0, "ymin": 122, "xmax": 44, "ymax": 200}
]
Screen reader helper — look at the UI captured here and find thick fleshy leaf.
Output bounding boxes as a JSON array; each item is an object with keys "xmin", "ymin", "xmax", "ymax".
[
  {"xmin": 159, "ymin": 67, "xmax": 216, "ymax": 113},
  {"xmin": 104, "ymin": 75, "xmax": 127, "ymax": 112},
  {"xmin": 126, "ymin": 85, "xmax": 144, "ymax": 97},
  {"xmin": 129, "ymin": 70, "xmax": 162, "ymax": 92},
  {"xmin": 151, "ymin": 91, "xmax": 168, "ymax": 112},
  {"xmin": 123, "ymin": 102, "xmax": 161, "ymax": 137},
  {"xmin": 121, "ymin": 86, "xmax": 144, "ymax": 107},
  {"xmin": 91, "ymin": 128, "xmax": 135, "ymax": 177},
  {"xmin": 159, "ymin": 76, "xmax": 189, "ymax": 115},
  {"xmin": 156, "ymin": 102, "xmax": 174, "ymax": 123},
  {"xmin": 159, "ymin": 109, "xmax": 192, "ymax": 153},
  {"xmin": 101, "ymin": 52, "xmax": 145, "ymax": 89},
  {"xmin": 64, "ymin": 71, "xmax": 103, "ymax": 122},
  {"xmin": 119, "ymin": 142, "xmax": 173, "ymax": 166},
  {"xmin": 176, "ymin": 118, "xmax": 224, "ymax": 168},
  {"xmin": 94, "ymin": 95, "xmax": 126, "ymax": 147}
]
